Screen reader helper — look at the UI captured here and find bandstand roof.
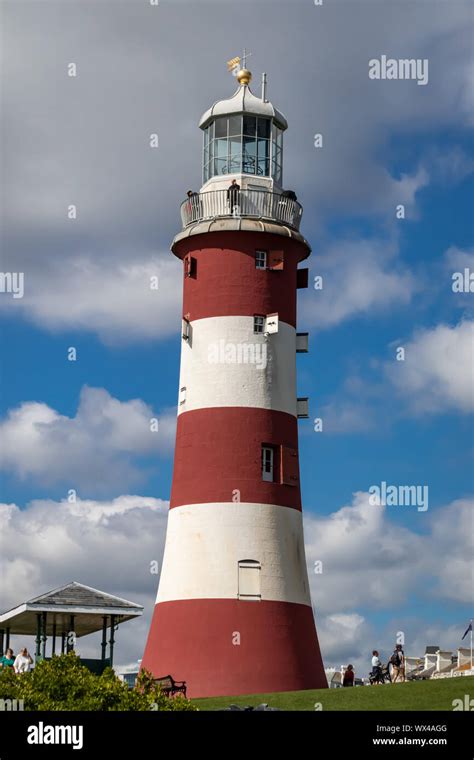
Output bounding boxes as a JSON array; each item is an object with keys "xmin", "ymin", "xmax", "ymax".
[{"xmin": 0, "ymin": 581, "xmax": 143, "ymax": 637}]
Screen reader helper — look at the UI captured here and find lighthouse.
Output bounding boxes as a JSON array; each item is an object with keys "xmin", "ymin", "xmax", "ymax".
[{"xmin": 141, "ymin": 62, "xmax": 327, "ymax": 698}]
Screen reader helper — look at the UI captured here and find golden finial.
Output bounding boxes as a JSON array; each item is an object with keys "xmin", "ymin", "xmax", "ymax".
[{"xmin": 236, "ymin": 68, "xmax": 252, "ymax": 85}]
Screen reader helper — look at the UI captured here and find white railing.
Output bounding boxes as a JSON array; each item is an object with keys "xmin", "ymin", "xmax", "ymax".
[{"xmin": 180, "ymin": 189, "xmax": 303, "ymax": 231}]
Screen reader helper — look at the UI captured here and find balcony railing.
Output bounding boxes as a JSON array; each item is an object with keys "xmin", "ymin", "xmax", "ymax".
[{"xmin": 180, "ymin": 189, "xmax": 303, "ymax": 231}]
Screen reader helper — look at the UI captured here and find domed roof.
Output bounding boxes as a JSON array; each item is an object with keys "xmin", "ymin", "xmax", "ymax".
[{"xmin": 199, "ymin": 81, "xmax": 288, "ymax": 131}]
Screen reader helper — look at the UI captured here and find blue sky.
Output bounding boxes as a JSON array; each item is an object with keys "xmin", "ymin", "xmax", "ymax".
[{"xmin": 0, "ymin": 0, "xmax": 472, "ymax": 672}]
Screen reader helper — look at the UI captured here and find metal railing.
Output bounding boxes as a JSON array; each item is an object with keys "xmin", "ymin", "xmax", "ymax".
[{"xmin": 180, "ymin": 189, "xmax": 303, "ymax": 231}]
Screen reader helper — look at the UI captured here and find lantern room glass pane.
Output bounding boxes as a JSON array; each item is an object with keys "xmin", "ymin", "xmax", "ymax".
[
  {"xmin": 274, "ymin": 161, "xmax": 282, "ymax": 185},
  {"xmin": 214, "ymin": 117, "xmax": 227, "ymax": 138},
  {"xmin": 243, "ymin": 115, "xmax": 256, "ymax": 136},
  {"xmin": 257, "ymin": 118, "xmax": 271, "ymax": 138},
  {"xmin": 257, "ymin": 138, "xmax": 269, "ymax": 176},
  {"xmin": 270, "ymin": 124, "xmax": 283, "ymax": 184},
  {"xmin": 242, "ymin": 135, "xmax": 257, "ymax": 174},
  {"xmin": 229, "ymin": 135, "xmax": 241, "ymax": 173},
  {"xmin": 229, "ymin": 134, "xmax": 241, "ymax": 149},
  {"xmin": 228, "ymin": 115, "xmax": 241, "ymax": 136},
  {"xmin": 214, "ymin": 158, "xmax": 227, "ymax": 175},
  {"xmin": 214, "ymin": 139, "xmax": 228, "ymax": 160}
]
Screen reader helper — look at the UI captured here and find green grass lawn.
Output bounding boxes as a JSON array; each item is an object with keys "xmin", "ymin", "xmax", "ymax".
[{"xmin": 194, "ymin": 676, "xmax": 474, "ymax": 711}]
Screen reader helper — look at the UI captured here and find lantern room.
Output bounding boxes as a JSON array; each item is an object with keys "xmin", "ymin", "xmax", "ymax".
[{"xmin": 198, "ymin": 68, "xmax": 287, "ymax": 192}]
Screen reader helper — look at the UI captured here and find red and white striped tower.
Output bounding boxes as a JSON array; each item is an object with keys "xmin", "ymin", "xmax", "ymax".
[{"xmin": 142, "ymin": 64, "xmax": 327, "ymax": 698}]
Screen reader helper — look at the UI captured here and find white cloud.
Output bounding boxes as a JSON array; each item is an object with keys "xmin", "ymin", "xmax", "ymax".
[
  {"xmin": 300, "ymin": 238, "xmax": 416, "ymax": 330},
  {"xmin": 318, "ymin": 400, "xmax": 376, "ymax": 434},
  {"xmin": 0, "ymin": 255, "xmax": 182, "ymax": 345},
  {"xmin": 386, "ymin": 320, "xmax": 474, "ymax": 413},
  {"xmin": 317, "ymin": 613, "xmax": 371, "ymax": 667},
  {"xmin": 445, "ymin": 245, "xmax": 474, "ymax": 274},
  {"xmin": 0, "ymin": 386, "xmax": 176, "ymax": 490},
  {"xmin": 428, "ymin": 498, "xmax": 474, "ymax": 604},
  {"xmin": 429, "ymin": 148, "xmax": 474, "ymax": 185},
  {"xmin": 305, "ymin": 492, "xmax": 423, "ymax": 613},
  {"xmin": 388, "ymin": 166, "xmax": 429, "ymax": 219},
  {"xmin": 317, "ymin": 317, "xmax": 474, "ymax": 432},
  {"xmin": 305, "ymin": 492, "xmax": 473, "ymax": 614}
]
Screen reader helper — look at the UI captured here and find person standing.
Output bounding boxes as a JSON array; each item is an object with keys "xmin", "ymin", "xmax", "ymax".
[
  {"xmin": 371, "ymin": 650, "xmax": 382, "ymax": 684},
  {"xmin": 186, "ymin": 189, "xmax": 200, "ymax": 222},
  {"xmin": 227, "ymin": 179, "xmax": 240, "ymax": 213},
  {"xmin": 343, "ymin": 664, "xmax": 355, "ymax": 686},
  {"xmin": 14, "ymin": 648, "xmax": 33, "ymax": 674},
  {"xmin": 391, "ymin": 644, "xmax": 405, "ymax": 682}
]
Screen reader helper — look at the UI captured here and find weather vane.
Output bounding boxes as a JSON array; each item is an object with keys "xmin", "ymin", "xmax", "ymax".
[{"xmin": 227, "ymin": 48, "xmax": 252, "ymax": 76}]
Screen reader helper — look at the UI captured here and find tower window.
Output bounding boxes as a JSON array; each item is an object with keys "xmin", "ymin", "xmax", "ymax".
[
  {"xmin": 254, "ymin": 315, "xmax": 265, "ymax": 334},
  {"xmin": 182, "ymin": 318, "xmax": 191, "ymax": 341},
  {"xmin": 255, "ymin": 250, "xmax": 267, "ymax": 269},
  {"xmin": 184, "ymin": 255, "xmax": 197, "ymax": 278},
  {"xmin": 261, "ymin": 445, "xmax": 274, "ymax": 482}
]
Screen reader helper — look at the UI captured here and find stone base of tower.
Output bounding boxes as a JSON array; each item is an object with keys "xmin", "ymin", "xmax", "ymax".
[{"xmin": 141, "ymin": 598, "xmax": 327, "ymax": 698}]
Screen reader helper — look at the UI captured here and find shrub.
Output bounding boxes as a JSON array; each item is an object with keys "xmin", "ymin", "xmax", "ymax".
[{"xmin": 0, "ymin": 653, "xmax": 196, "ymax": 711}]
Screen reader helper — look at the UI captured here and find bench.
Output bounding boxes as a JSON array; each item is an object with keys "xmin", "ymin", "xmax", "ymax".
[{"xmin": 153, "ymin": 675, "xmax": 187, "ymax": 699}]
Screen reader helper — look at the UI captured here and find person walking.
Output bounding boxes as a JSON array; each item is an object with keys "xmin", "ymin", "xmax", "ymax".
[{"xmin": 391, "ymin": 644, "xmax": 405, "ymax": 682}]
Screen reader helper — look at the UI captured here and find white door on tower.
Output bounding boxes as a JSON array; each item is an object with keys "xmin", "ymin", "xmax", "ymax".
[{"xmin": 238, "ymin": 560, "xmax": 261, "ymax": 600}]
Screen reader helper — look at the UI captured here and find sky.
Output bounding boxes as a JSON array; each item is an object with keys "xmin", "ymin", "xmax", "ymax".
[{"xmin": 0, "ymin": 0, "xmax": 473, "ymax": 677}]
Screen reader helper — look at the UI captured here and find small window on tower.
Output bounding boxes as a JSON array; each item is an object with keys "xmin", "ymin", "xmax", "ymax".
[
  {"xmin": 184, "ymin": 255, "xmax": 197, "ymax": 278},
  {"xmin": 255, "ymin": 250, "xmax": 267, "ymax": 269},
  {"xmin": 182, "ymin": 318, "xmax": 191, "ymax": 341},
  {"xmin": 261, "ymin": 445, "xmax": 274, "ymax": 482},
  {"xmin": 254, "ymin": 315, "xmax": 265, "ymax": 334}
]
